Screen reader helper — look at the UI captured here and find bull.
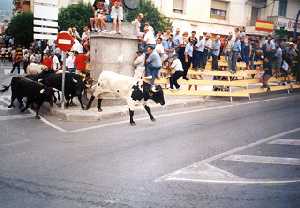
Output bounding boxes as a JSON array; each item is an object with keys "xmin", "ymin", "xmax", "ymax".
[
  {"xmin": 26, "ymin": 72, "xmax": 86, "ymax": 109},
  {"xmin": 86, "ymin": 71, "xmax": 165, "ymax": 125},
  {"xmin": 0, "ymin": 76, "xmax": 55, "ymax": 119}
]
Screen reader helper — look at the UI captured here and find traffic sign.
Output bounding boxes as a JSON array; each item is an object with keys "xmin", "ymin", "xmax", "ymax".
[{"xmin": 56, "ymin": 32, "xmax": 75, "ymax": 52}]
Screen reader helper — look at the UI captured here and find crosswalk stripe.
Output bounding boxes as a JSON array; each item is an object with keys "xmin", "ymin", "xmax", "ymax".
[
  {"xmin": 223, "ymin": 154, "xmax": 300, "ymax": 166},
  {"xmin": 269, "ymin": 139, "xmax": 300, "ymax": 146}
]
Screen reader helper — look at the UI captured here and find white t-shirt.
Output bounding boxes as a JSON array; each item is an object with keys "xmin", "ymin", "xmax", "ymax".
[
  {"xmin": 52, "ymin": 55, "xmax": 61, "ymax": 71},
  {"xmin": 171, "ymin": 58, "xmax": 184, "ymax": 72},
  {"xmin": 144, "ymin": 31, "xmax": 156, "ymax": 45},
  {"xmin": 66, "ymin": 55, "xmax": 75, "ymax": 69},
  {"xmin": 155, "ymin": 43, "xmax": 165, "ymax": 55}
]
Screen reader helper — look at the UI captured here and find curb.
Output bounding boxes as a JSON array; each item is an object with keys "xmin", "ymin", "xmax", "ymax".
[{"xmin": 47, "ymin": 98, "xmax": 205, "ymax": 122}]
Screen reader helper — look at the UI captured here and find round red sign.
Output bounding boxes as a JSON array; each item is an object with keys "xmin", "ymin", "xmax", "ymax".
[{"xmin": 56, "ymin": 31, "xmax": 75, "ymax": 52}]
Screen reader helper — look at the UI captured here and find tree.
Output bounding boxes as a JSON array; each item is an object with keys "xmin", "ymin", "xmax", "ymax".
[
  {"xmin": 58, "ymin": 3, "xmax": 93, "ymax": 35},
  {"xmin": 6, "ymin": 12, "xmax": 33, "ymax": 47},
  {"xmin": 126, "ymin": 0, "xmax": 172, "ymax": 33}
]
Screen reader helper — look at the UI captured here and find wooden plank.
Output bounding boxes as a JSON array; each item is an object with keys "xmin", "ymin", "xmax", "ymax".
[{"xmin": 163, "ymin": 89, "xmax": 249, "ymax": 97}]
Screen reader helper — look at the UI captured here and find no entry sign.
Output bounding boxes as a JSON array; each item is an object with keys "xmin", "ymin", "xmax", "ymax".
[{"xmin": 56, "ymin": 31, "xmax": 75, "ymax": 52}]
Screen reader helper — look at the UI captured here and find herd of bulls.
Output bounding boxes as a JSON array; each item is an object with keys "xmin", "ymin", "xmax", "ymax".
[{"xmin": 0, "ymin": 70, "xmax": 165, "ymax": 125}]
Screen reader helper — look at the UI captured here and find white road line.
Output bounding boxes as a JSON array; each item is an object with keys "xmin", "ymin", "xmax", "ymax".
[
  {"xmin": 1, "ymin": 139, "xmax": 31, "ymax": 147},
  {"xmin": 70, "ymin": 95, "xmax": 291, "ymax": 133},
  {"xmin": 223, "ymin": 154, "xmax": 300, "ymax": 166},
  {"xmin": 0, "ymin": 114, "xmax": 34, "ymax": 121},
  {"xmin": 155, "ymin": 127, "xmax": 300, "ymax": 184},
  {"xmin": 269, "ymin": 139, "xmax": 300, "ymax": 146}
]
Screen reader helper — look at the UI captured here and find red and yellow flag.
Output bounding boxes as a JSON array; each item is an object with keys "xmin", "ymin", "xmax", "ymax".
[{"xmin": 255, "ymin": 20, "xmax": 274, "ymax": 33}]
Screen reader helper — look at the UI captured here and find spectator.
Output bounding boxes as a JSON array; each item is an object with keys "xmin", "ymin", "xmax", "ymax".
[
  {"xmin": 190, "ymin": 31, "xmax": 198, "ymax": 70},
  {"xmin": 10, "ymin": 46, "xmax": 22, "ymax": 74},
  {"xmin": 229, "ymin": 36, "xmax": 241, "ymax": 73},
  {"xmin": 169, "ymin": 54, "xmax": 184, "ymax": 90},
  {"xmin": 203, "ymin": 34, "xmax": 212, "ymax": 68},
  {"xmin": 82, "ymin": 26, "xmax": 90, "ymax": 52},
  {"xmin": 133, "ymin": 49, "xmax": 145, "ymax": 80},
  {"xmin": 22, "ymin": 49, "xmax": 30, "ymax": 74},
  {"xmin": 194, "ymin": 35, "xmax": 205, "ymax": 70},
  {"xmin": 132, "ymin": 13, "xmax": 144, "ymax": 38},
  {"xmin": 110, "ymin": 0, "xmax": 123, "ymax": 34},
  {"xmin": 260, "ymin": 57, "xmax": 272, "ymax": 91},
  {"xmin": 155, "ymin": 37, "xmax": 166, "ymax": 62},
  {"xmin": 52, "ymin": 52, "xmax": 61, "ymax": 72},
  {"xmin": 71, "ymin": 39, "xmax": 84, "ymax": 54},
  {"xmin": 41, "ymin": 53, "xmax": 52, "ymax": 70},
  {"xmin": 145, "ymin": 46, "xmax": 162, "ymax": 85},
  {"xmin": 74, "ymin": 51, "xmax": 88, "ymax": 73},
  {"xmin": 273, "ymin": 43, "xmax": 283, "ymax": 77},
  {"xmin": 66, "ymin": 52, "xmax": 76, "ymax": 73},
  {"xmin": 211, "ymin": 35, "xmax": 221, "ymax": 71},
  {"xmin": 95, "ymin": 1, "xmax": 108, "ymax": 32},
  {"xmin": 143, "ymin": 25, "xmax": 156, "ymax": 49},
  {"xmin": 241, "ymin": 35, "xmax": 250, "ymax": 69},
  {"xmin": 173, "ymin": 28, "xmax": 182, "ymax": 53},
  {"xmin": 163, "ymin": 34, "xmax": 175, "ymax": 59},
  {"xmin": 163, "ymin": 28, "xmax": 172, "ymax": 41},
  {"xmin": 224, "ymin": 34, "xmax": 233, "ymax": 70},
  {"xmin": 183, "ymin": 37, "xmax": 194, "ymax": 80}
]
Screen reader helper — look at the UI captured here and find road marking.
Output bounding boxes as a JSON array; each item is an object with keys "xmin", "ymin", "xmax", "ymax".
[
  {"xmin": 155, "ymin": 127, "xmax": 300, "ymax": 184},
  {"xmin": 0, "ymin": 114, "xmax": 34, "ymax": 121},
  {"xmin": 1, "ymin": 139, "xmax": 31, "ymax": 147},
  {"xmin": 70, "ymin": 95, "xmax": 291, "ymax": 133},
  {"xmin": 269, "ymin": 139, "xmax": 300, "ymax": 146},
  {"xmin": 223, "ymin": 154, "xmax": 300, "ymax": 166}
]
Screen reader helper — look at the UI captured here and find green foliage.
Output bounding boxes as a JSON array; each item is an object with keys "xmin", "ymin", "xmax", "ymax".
[
  {"xmin": 126, "ymin": 0, "xmax": 172, "ymax": 33},
  {"xmin": 6, "ymin": 12, "xmax": 33, "ymax": 47},
  {"xmin": 275, "ymin": 28, "xmax": 288, "ymax": 39},
  {"xmin": 58, "ymin": 3, "xmax": 93, "ymax": 34}
]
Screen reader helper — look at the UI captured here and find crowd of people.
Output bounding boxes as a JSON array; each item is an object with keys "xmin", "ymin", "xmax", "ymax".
[{"xmin": 131, "ymin": 18, "xmax": 300, "ymax": 91}]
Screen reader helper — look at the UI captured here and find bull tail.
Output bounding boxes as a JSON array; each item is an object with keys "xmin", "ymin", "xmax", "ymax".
[{"xmin": 0, "ymin": 84, "xmax": 10, "ymax": 93}]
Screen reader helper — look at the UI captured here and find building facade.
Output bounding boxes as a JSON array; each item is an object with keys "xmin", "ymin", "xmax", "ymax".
[{"xmin": 151, "ymin": 0, "xmax": 300, "ymax": 35}]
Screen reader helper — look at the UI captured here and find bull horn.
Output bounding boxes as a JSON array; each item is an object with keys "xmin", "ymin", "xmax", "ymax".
[
  {"xmin": 52, "ymin": 88, "xmax": 60, "ymax": 92},
  {"xmin": 40, "ymin": 89, "xmax": 45, "ymax": 94},
  {"xmin": 151, "ymin": 86, "xmax": 158, "ymax": 92}
]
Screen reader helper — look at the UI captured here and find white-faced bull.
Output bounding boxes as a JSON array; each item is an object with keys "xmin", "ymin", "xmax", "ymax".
[{"xmin": 85, "ymin": 71, "xmax": 165, "ymax": 125}]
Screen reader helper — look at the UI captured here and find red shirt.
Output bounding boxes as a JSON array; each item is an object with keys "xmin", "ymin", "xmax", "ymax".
[
  {"xmin": 75, "ymin": 54, "xmax": 87, "ymax": 72},
  {"xmin": 42, "ymin": 57, "xmax": 53, "ymax": 69}
]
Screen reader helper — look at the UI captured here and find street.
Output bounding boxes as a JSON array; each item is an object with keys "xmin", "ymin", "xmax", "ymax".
[{"xmin": 0, "ymin": 63, "xmax": 300, "ymax": 208}]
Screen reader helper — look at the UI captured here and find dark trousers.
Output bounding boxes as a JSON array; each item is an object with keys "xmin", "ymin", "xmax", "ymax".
[
  {"xmin": 23, "ymin": 61, "xmax": 29, "ymax": 74},
  {"xmin": 182, "ymin": 56, "xmax": 192, "ymax": 79},
  {"xmin": 211, "ymin": 54, "xmax": 218, "ymax": 71},
  {"xmin": 203, "ymin": 49, "xmax": 209, "ymax": 68},
  {"xmin": 193, "ymin": 51, "xmax": 202, "ymax": 69},
  {"xmin": 170, "ymin": 71, "xmax": 184, "ymax": 89},
  {"xmin": 11, "ymin": 62, "xmax": 21, "ymax": 74}
]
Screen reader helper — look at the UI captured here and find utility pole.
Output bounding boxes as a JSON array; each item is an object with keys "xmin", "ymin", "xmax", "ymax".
[{"xmin": 294, "ymin": 9, "xmax": 300, "ymax": 39}]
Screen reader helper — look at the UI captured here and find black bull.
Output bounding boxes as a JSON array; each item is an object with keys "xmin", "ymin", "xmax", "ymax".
[
  {"xmin": 0, "ymin": 76, "xmax": 55, "ymax": 119},
  {"xmin": 26, "ymin": 72, "xmax": 86, "ymax": 109},
  {"xmin": 86, "ymin": 81, "xmax": 165, "ymax": 125}
]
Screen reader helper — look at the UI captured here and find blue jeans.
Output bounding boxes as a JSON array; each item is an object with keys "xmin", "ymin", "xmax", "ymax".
[
  {"xmin": 230, "ymin": 51, "xmax": 239, "ymax": 72},
  {"xmin": 146, "ymin": 65, "xmax": 160, "ymax": 84}
]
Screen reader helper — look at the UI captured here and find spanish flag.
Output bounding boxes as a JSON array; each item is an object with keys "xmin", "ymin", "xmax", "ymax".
[{"xmin": 255, "ymin": 20, "xmax": 274, "ymax": 33}]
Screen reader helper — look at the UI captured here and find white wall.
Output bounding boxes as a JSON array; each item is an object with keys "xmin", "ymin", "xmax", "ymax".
[{"xmin": 286, "ymin": 0, "xmax": 300, "ymax": 19}]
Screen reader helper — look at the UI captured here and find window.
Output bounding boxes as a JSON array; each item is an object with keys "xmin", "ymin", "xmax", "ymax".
[
  {"xmin": 173, "ymin": 0, "xmax": 184, "ymax": 14},
  {"xmin": 210, "ymin": 0, "xmax": 228, "ymax": 20},
  {"xmin": 278, "ymin": 0, "xmax": 287, "ymax": 17}
]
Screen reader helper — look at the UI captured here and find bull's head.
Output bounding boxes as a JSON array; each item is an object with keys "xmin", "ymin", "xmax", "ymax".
[
  {"xmin": 143, "ymin": 82, "xmax": 165, "ymax": 106},
  {"xmin": 40, "ymin": 87, "xmax": 55, "ymax": 107}
]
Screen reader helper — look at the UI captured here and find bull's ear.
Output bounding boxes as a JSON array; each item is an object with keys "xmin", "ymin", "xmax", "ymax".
[
  {"xmin": 72, "ymin": 78, "xmax": 78, "ymax": 83},
  {"xmin": 40, "ymin": 89, "xmax": 45, "ymax": 94}
]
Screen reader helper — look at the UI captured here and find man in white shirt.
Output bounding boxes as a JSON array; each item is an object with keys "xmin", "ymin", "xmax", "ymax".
[
  {"xmin": 143, "ymin": 26, "xmax": 156, "ymax": 49},
  {"xmin": 66, "ymin": 52, "xmax": 76, "ymax": 73},
  {"xmin": 155, "ymin": 37, "xmax": 166, "ymax": 62},
  {"xmin": 203, "ymin": 34, "xmax": 212, "ymax": 68},
  {"xmin": 52, "ymin": 53, "xmax": 61, "ymax": 72},
  {"xmin": 169, "ymin": 54, "xmax": 184, "ymax": 90},
  {"xmin": 194, "ymin": 35, "xmax": 205, "ymax": 69}
]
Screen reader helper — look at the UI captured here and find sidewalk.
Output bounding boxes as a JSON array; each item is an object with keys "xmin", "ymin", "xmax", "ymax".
[{"xmin": 48, "ymin": 96, "xmax": 206, "ymax": 122}]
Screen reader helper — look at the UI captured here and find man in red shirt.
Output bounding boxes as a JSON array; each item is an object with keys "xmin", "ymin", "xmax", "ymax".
[
  {"xmin": 42, "ymin": 53, "xmax": 53, "ymax": 70},
  {"xmin": 74, "ymin": 51, "xmax": 87, "ymax": 73}
]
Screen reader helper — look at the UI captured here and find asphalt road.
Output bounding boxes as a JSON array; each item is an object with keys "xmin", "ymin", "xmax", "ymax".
[{"xmin": 0, "ymin": 62, "xmax": 300, "ymax": 208}]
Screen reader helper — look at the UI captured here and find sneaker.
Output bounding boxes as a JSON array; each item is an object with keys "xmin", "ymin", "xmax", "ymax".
[
  {"xmin": 110, "ymin": 30, "xmax": 117, "ymax": 34},
  {"xmin": 102, "ymin": 29, "xmax": 108, "ymax": 33},
  {"xmin": 116, "ymin": 31, "xmax": 122, "ymax": 34},
  {"xmin": 97, "ymin": 29, "xmax": 102, "ymax": 32}
]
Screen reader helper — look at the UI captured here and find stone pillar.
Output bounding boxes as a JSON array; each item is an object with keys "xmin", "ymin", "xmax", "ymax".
[{"xmin": 90, "ymin": 24, "xmax": 138, "ymax": 80}]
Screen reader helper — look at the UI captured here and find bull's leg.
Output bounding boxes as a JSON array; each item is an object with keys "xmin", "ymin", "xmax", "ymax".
[
  {"xmin": 85, "ymin": 95, "xmax": 95, "ymax": 110},
  {"xmin": 17, "ymin": 97, "xmax": 23, "ymax": 109},
  {"xmin": 144, "ymin": 105, "xmax": 156, "ymax": 122},
  {"xmin": 8, "ymin": 94, "xmax": 16, "ymax": 108},
  {"xmin": 97, "ymin": 99, "xmax": 103, "ymax": 112},
  {"xmin": 21, "ymin": 99, "xmax": 31, "ymax": 112},
  {"xmin": 77, "ymin": 95, "xmax": 85, "ymax": 110},
  {"xmin": 34, "ymin": 101, "xmax": 43, "ymax": 119},
  {"xmin": 129, "ymin": 109, "xmax": 136, "ymax": 126}
]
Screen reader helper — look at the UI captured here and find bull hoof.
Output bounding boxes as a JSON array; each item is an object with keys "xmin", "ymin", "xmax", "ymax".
[
  {"xmin": 35, "ymin": 115, "xmax": 40, "ymax": 119},
  {"xmin": 98, "ymin": 108, "xmax": 103, "ymax": 112},
  {"xmin": 8, "ymin": 105, "xmax": 14, "ymax": 108},
  {"xmin": 21, "ymin": 108, "xmax": 26, "ymax": 113},
  {"xmin": 150, "ymin": 117, "xmax": 156, "ymax": 122},
  {"xmin": 130, "ymin": 122, "xmax": 136, "ymax": 126}
]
